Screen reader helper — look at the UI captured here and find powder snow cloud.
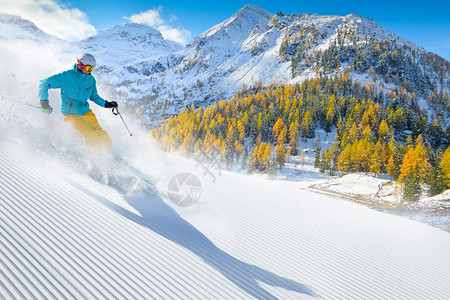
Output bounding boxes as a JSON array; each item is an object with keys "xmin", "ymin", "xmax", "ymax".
[
  {"xmin": 0, "ymin": 0, "xmax": 97, "ymax": 40},
  {"xmin": 126, "ymin": 7, "xmax": 191, "ymax": 45}
]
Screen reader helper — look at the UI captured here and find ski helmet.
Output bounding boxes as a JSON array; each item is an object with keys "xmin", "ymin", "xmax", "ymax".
[{"xmin": 77, "ymin": 53, "xmax": 96, "ymax": 67}]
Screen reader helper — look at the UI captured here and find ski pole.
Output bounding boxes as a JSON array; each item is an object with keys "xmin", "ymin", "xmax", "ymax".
[
  {"xmin": 112, "ymin": 107, "xmax": 133, "ymax": 136},
  {"xmin": 24, "ymin": 103, "xmax": 41, "ymax": 109},
  {"xmin": 17, "ymin": 101, "xmax": 40, "ymax": 109},
  {"xmin": 18, "ymin": 101, "xmax": 52, "ymax": 114}
]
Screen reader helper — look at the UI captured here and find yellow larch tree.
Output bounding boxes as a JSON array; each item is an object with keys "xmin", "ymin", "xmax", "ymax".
[
  {"xmin": 370, "ymin": 141, "xmax": 382, "ymax": 175},
  {"xmin": 248, "ymin": 144, "xmax": 259, "ymax": 174},
  {"xmin": 414, "ymin": 135, "xmax": 431, "ymax": 181},
  {"xmin": 257, "ymin": 143, "xmax": 267, "ymax": 168},
  {"xmin": 440, "ymin": 147, "xmax": 450, "ymax": 188},
  {"xmin": 272, "ymin": 118, "xmax": 284, "ymax": 142},
  {"xmin": 179, "ymin": 130, "xmax": 194, "ymax": 157},
  {"xmin": 275, "ymin": 144, "xmax": 286, "ymax": 168},
  {"xmin": 278, "ymin": 126, "xmax": 287, "ymax": 146},
  {"xmin": 262, "ymin": 143, "xmax": 272, "ymax": 170},
  {"xmin": 288, "ymin": 121, "xmax": 299, "ymax": 155},
  {"xmin": 337, "ymin": 144, "xmax": 352, "ymax": 173},
  {"xmin": 400, "ymin": 147, "xmax": 415, "ymax": 178}
]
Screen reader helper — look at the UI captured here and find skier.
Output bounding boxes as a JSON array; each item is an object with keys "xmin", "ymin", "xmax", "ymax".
[{"xmin": 38, "ymin": 53, "xmax": 118, "ymax": 153}]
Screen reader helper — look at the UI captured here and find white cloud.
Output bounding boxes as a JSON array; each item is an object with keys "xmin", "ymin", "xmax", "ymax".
[
  {"xmin": 128, "ymin": 6, "xmax": 164, "ymax": 27},
  {"xmin": 157, "ymin": 25, "xmax": 191, "ymax": 45},
  {"xmin": 127, "ymin": 7, "xmax": 191, "ymax": 45},
  {"xmin": 0, "ymin": 0, "xmax": 97, "ymax": 40}
]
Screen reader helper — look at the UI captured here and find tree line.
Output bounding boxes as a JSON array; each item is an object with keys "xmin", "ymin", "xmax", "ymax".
[{"xmin": 150, "ymin": 75, "xmax": 450, "ymax": 202}]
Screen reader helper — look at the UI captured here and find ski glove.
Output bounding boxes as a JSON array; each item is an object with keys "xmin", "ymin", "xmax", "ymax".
[
  {"xmin": 105, "ymin": 101, "xmax": 118, "ymax": 109},
  {"xmin": 40, "ymin": 101, "xmax": 53, "ymax": 114}
]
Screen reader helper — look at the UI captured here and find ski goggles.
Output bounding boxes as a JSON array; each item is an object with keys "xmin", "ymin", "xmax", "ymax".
[
  {"xmin": 82, "ymin": 64, "xmax": 95, "ymax": 72},
  {"xmin": 77, "ymin": 59, "xmax": 95, "ymax": 72}
]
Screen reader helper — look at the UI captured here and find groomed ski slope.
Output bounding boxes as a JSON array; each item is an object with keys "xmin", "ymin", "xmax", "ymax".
[{"xmin": 1, "ymin": 130, "xmax": 450, "ymax": 300}]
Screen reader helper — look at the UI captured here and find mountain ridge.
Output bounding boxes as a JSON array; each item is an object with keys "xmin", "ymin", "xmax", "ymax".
[
  {"xmin": 0, "ymin": 7, "xmax": 448, "ymax": 124},
  {"xmin": 0, "ymin": 13, "xmax": 63, "ymax": 43}
]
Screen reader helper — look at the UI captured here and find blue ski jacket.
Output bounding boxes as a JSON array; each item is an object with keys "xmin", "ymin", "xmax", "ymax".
[{"xmin": 38, "ymin": 64, "xmax": 107, "ymax": 116}]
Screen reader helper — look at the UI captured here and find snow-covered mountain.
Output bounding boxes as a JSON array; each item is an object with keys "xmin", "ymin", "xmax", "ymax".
[
  {"xmin": 1, "ymin": 6, "xmax": 449, "ymax": 123},
  {"xmin": 89, "ymin": 5, "xmax": 449, "ymax": 122},
  {"xmin": 75, "ymin": 23, "xmax": 182, "ymax": 69},
  {"xmin": 0, "ymin": 13, "xmax": 63, "ymax": 44}
]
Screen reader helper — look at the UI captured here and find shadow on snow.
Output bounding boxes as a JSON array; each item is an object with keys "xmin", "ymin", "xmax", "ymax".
[{"xmin": 67, "ymin": 179, "xmax": 317, "ymax": 299}]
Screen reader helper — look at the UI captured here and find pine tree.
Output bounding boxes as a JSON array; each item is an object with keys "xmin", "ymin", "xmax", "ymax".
[
  {"xmin": 247, "ymin": 145, "xmax": 259, "ymax": 174},
  {"xmin": 392, "ymin": 108, "xmax": 405, "ymax": 132},
  {"xmin": 403, "ymin": 165, "xmax": 421, "ymax": 201},
  {"xmin": 385, "ymin": 68, "xmax": 391, "ymax": 83},
  {"xmin": 224, "ymin": 141, "xmax": 235, "ymax": 169},
  {"xmin": 249, "ymin": 112, "xmax": 259, "ymax": 142},
  {"xmin": 319, "ymin": 149, "xmax": 327, "ymax": 173},
  {"xmin": 314, "ymin": 134, "xmax": 321, "ymax": 168},
  {"xmin": 427, "ymin": 119, "xmax": 444, "ymax": 149},
  {"xmin": 301, "ymin": 110, "xmax": 314, "ymax": 138},
  {"xmin": 267, "ymin": 157, "xmax": 278, "ymax": 179},
  {"xmin": 427, "ymin": 148, "xmax": 446, "ymax": 196},
  {"xmin": 324, "ymin": 147, "xmax": 336, "ymax": 175},
  {"xmin": 332, "ymin": 143, "xmax": 341, "ymax": 175}
]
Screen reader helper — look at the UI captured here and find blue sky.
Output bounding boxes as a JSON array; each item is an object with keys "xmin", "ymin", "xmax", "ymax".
[{"xmin": 2, "ymin": 0, "xmax": 449, "ymax": 60}]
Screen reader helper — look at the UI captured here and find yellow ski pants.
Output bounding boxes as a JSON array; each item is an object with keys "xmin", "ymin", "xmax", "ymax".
[{"xmin": 63, "ymin": 109, "xmax": 112, "ymax": 153}]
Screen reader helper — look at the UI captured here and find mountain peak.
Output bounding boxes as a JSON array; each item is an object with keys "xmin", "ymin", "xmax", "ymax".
[
  {"xmin": 0, "ymin": 13, "xmax": 61, "ymax": 42},
  {"xmin": 94, "ymin": 22, "xmax": 164, "ymax": 41},
  {"xmin": 345, "ymin": 13, "xmax": 362, "ymax": 19},
  {"xmin": 76, "ymin": 22, "xmax": 182, "ymax": 70},
  {"xmin": 237, "ymin": 4, "xmax": 271, "ymax": 16},
  {"xmin": 230, "ymin": 5, "xmax": 273, "ymax": 25},
  {"xmin": 189, "ymin": 5, "xmax": 272, "ymax": 49}
]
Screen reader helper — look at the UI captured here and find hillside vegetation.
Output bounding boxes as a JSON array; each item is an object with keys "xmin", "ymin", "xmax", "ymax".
[{"xmin": 151, "ymin": 73, "xmax": 450, "ymax": 202}]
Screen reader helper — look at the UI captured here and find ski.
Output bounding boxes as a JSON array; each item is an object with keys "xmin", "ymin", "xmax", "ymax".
[{"xmin": 112, "ymin": 154, "xmax": 158, "ymax": 194}]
